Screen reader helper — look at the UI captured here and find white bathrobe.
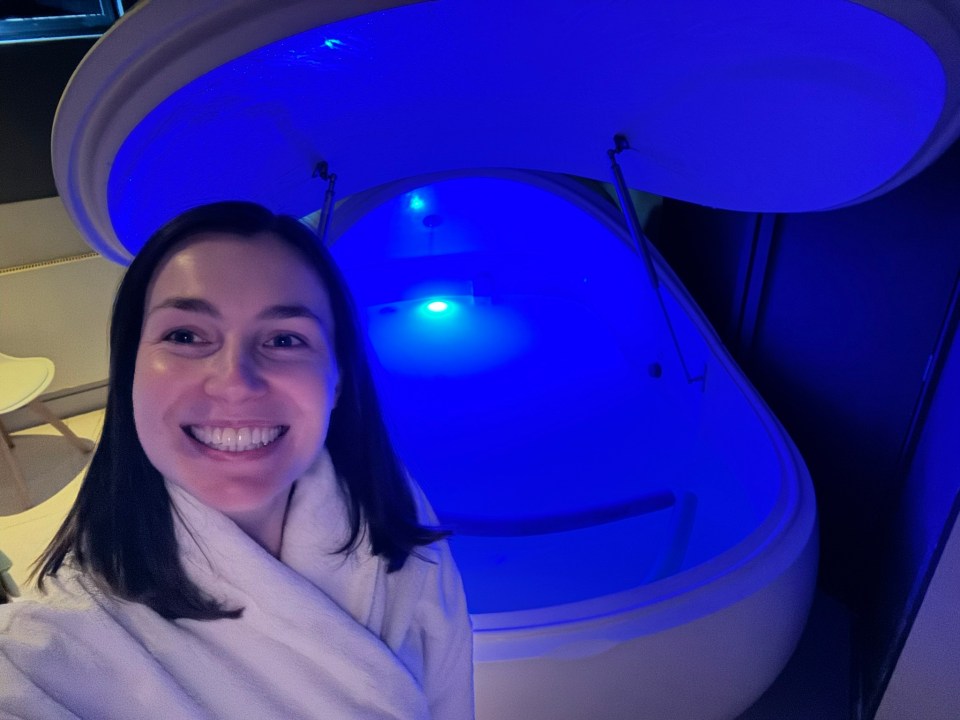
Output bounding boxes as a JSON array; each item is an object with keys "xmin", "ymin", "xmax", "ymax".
[{"xmin": 0, "ymin": 450, "xmax": 474, "ymax": 719}]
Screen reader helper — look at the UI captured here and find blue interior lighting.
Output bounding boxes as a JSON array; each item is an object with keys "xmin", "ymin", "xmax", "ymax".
[{"xmin": 95, "ymin": 0, "xmax": 949, "ymax": 256}]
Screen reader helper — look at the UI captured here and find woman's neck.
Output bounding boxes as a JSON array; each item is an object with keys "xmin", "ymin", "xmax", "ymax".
[{"xmin": 225, "ymin": 485, "xmax": 295, "ymax": 557}]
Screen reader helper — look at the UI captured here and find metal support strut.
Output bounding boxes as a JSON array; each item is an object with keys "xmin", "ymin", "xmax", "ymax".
[
  {"xmin": 608, "ymin": 134, "xmax": 705, "ymax": 387},
  {"xmin": 314, "ymin": 160, "xmax": 338, "ymax": 246}
]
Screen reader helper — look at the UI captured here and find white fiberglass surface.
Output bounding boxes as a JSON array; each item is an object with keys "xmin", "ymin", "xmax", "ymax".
[
  {"xmin": 66, "ymin": 0, "xmax": 947, "ymax": 261},
  {"xmin": 333, "ymin": 176, "xmax": 783, "ymax": 612}
]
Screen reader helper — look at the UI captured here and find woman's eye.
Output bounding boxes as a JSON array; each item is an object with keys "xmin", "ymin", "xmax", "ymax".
[
  {"xmin": 163, "ymin": 329, "xmax": 199, "ymax": 344},
  {"xmin": 267, "ymin": 334, "xmax": 305, "ymax": 348}
]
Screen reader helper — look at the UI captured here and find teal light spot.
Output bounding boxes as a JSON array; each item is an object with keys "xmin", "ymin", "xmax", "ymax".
[
  {"xmin": 426, "ymin": 300, "xmax": 449, "ymax": 313},
  {"xmin": 323, "ymin": 38, "xmax": 343, "ymax": 49},
  {"xmin": 409, "ymin": 194, "xmax": 426, "ymax": 211}
]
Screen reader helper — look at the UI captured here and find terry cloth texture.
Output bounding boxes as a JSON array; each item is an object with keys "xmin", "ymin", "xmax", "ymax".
[{"xmin": 0, "ymin": 449, "xmax": 474, "ymax": 719}]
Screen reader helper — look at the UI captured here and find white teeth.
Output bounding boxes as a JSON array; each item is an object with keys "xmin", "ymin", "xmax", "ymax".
[{"xmin": 189, "ymin": 425, "xmax": 283, "ymax": 452}]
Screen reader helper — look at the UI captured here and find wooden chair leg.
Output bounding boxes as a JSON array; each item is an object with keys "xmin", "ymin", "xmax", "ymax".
[
  {"xmin": 0, "ymin": 419, "xmax": 13, "ymax": 450},
  {"xmin": 27, "ymin": 400, "xmax": 95, "ymax": 453},
  {"xmin": 0, "ymin": 430, "xmax": 32, "ymax": 510}
]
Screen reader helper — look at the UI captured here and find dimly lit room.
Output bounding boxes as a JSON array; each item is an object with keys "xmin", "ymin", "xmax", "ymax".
[{"xmin": 1, "ymin": 1, "xmax": 958, "ymax": 718}]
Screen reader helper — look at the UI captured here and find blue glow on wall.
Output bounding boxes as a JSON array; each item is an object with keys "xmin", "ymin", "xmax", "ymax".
[{"xmin": 367, "ymin": 295, "xmax": 531, "ymax": 377}]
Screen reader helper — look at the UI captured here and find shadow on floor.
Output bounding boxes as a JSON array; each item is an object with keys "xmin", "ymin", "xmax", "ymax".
[
  {"xmin": 736, "ymin": 590, "xmax": 853, "ymax": 719},
  {"xmin": 0, "ymin": 434, "xmax": 91, "ymax": 515}
]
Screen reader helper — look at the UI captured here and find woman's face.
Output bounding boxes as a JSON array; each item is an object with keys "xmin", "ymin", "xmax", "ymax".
[{"xmin": 132, "ymin": 231, "xmax": 339, "ymax": 545}]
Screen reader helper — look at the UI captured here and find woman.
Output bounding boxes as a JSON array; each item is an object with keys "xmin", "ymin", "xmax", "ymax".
[{"xmin": 0, "ymin": 202, "xmax": 474, "ymax": 719}]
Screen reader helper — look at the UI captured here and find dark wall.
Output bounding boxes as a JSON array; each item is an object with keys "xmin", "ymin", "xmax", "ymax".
[
  {"xmin": 0, "ymin": 37, "xmax": 95, "ymax": 204},
  {"xmin": 752, "ymin": 159, "xmax": 960, "ymax": 588},
  {"xmin": 653, "ymin": 137, "xmax": 960, "ymax": 715}
]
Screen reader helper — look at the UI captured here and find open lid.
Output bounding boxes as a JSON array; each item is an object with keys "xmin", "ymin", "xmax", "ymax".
[{"xmin": 52, "ymin": 0, "xmax": 960, "ymax": 263}]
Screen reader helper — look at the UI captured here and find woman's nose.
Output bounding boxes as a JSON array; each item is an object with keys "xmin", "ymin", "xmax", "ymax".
[{"xmin": 203, "ymin": 342, "xmax": 266, "ymax": 401}]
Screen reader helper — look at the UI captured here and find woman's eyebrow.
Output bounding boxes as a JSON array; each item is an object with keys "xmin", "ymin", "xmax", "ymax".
[
  {"xmin": 257, "ymin": 304, "xmax": 324, "ymax": 325},
  {"xmin": 145, "ymin": 299, "xmax": 324, "ymax": 325},
  {"xmin": 146, "ymin": 297, "xmax": 220, "ymax": 318}
]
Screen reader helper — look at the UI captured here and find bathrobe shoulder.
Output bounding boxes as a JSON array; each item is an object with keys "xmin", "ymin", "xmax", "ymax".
[{"xmin": 0, "ymin": 452, "xmax": 474, "ymax": 719}]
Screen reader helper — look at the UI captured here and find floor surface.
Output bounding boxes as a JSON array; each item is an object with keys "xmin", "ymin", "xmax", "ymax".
[
  {"xmin": 736, "ymin": 589, "xmax": 853, "ymax": 719},
  {"xmin": 0, "ymin": 409, "xmax": 101, "ymax": 589}
]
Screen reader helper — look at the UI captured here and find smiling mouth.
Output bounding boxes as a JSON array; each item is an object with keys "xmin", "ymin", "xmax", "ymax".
[{"xmin": 184, "ymin": 425, "xmax": 288, "ymax": 453}]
